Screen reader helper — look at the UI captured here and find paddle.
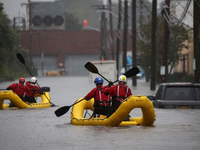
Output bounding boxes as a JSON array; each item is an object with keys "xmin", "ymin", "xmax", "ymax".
[
  {"xmin": 30, "ymin": 87, "xmax": 50, "ymax": 92},
  {"xmin": 84, "ymin": 62, "xmax": 110, "ymax": 82},
  {"xmin": 85, "ymin": 61, "xmax": 140, "ymax": 84},
  {"xmin": 1, "ymin": 87, "xmax": 50, "ymax": 92},
  {"xmin": 55, "ymin": 63, "xmax": 140, "ymax": 117},
  {"xmin": 16, "ymin": 53, "xmax": 56, "ymax": 107},
  {"xmin": 54, "ymin": 98, "xmax": 84, "ymax": 117},
  {"xmin": 113, "ymin": 67, "xmax": 140, "ymax": 83},
  {"xmin": 17, "ymin": 53, "xmax": 34, "ymax": 77}
]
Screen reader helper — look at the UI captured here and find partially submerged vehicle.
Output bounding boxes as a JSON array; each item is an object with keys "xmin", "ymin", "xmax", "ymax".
[{"xmin": 149, "ymin": 83, "xmax": 200, "ymax": 109}]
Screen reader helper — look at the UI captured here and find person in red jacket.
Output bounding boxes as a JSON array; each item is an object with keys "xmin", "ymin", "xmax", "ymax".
[
  {"xmin": 6, "ymin": 77, "xmax": 30, "ymax": 107},
  {"xmin": 105, "ymin": 75, "xmax": 132, "ymax": 120},
  {"xmin": 84, "ymin": 77, "xmax": 111, "ymax": 117},
  {"xmin": 25, "ymin": 77, "xmax": 42, "ymax": 103}
]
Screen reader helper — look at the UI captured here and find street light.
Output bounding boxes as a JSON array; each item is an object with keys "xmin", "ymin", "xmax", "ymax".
[
  {"xmin": 82, "ymin": 19, "xmax": 100, "ymax": 32},
  {"xmin": 96, "ymin": 9, "xmax": 119, "ymax": 18},
  {"xmin": 82, "ymin": 26, "xmax": 100, "ymax": 32}
]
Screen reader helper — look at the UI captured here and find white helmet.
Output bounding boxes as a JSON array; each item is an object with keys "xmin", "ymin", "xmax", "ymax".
[
  {"xmin": 119, "ymin": 75, "xmax": 126, "ymax": 82},
  {"xmin": 31, "ymin": 77, "xmax": 37, "ymax": 84}
]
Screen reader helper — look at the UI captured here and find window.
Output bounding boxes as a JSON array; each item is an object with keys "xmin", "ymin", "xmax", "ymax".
[
  {"xmin": 194, "ymin": 87, "xmax": 200, "ymax": 100},
  {"xmin": 164, "ymin": 86, "xmax": 195, "ymax": 100},
  {"xmin": 155, "ymin": 85, "xmax": 163, "ymax": 99}
]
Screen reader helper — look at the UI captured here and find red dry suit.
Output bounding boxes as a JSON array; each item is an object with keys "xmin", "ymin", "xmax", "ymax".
[
  {"xmin": 105, "ymin": 83, "xmax": 132, "ymax": 102},
  {"xmin": 7, "ymin": 83, "xmax": 30, "ymax": 98},
  {"xmin": 104, "ymin": 83, "xmax": 132, "ymax": 118},
  {"xmin": 25, "ymin": 82, "xmax": 42, "ymax": 103},
  {"xmin": 84, "ymin": 85, "xmax": 111, "ymax": 107},
  {"xmin": 25, "ymin": 82, "xmax": 41, "ymax": 97}
]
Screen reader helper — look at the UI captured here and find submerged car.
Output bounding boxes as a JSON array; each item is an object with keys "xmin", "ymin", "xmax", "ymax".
[
  {"xmin": 136, "ymin": 66, "xmax": 145, "ymax": 79},
  {"xmin": 149, "ymin": 82, "xmax": 200, "ymax": 109}
]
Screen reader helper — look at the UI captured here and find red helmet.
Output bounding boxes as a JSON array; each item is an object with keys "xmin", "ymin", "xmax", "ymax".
[{"xmin": 19, "ymin": 77, "xmax": 25, "ymax": 83}]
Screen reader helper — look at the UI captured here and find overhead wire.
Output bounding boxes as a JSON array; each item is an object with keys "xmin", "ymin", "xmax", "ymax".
[
  {"xmin": 194, "ymin": 0, "xmax": 200, "ymax": 8},
  {"xmin": 175, "ymin": 0, "xmax": 193, "ymax": 17},
  {"xmin": 162, "ymin": 0, "xmax": 192, "ymax": 27}
]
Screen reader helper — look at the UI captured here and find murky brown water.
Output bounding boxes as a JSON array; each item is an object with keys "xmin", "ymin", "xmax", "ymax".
[{"xmin": 1, "ymin": 77, "xmax": 200, "ymax": 150}]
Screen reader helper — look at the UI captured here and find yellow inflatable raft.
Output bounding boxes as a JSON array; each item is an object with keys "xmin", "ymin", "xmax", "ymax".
[
  {"xmin": 71, "ymin": 95, "xmax": 155, "ymax": 126},
  {"xmin": 0, "ymin": 90, "xmax": 52, "ymax": 109}
]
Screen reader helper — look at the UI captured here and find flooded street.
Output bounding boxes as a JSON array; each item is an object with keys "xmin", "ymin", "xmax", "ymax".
[{"xmin": 0, "ymin": 76, "xmax": 200, "ymax": 150}]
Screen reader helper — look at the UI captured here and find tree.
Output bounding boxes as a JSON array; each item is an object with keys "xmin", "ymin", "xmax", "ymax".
[
  {"xmin": 65, "ymin": 13, "xmax": 82, "ymax": 30},
  {"xmin": 0, "ymin": 2, "xmax": 35, "ymax": 79},
  {"xmin": 168, "ymin": 26, "xmax": 188, "ymax": 74},
  {"xmin": 138, "ymin": 15, "xmax": 188, "ymax": 83}
]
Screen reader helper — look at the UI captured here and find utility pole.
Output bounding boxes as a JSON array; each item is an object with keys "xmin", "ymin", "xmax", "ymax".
[
  {"xmin": 13, "ymin": 17, "xmax": 16, "ymax": 29},
  {"xmin": 21, "ymin": 0, "xmax": 32, "ymax": 57},
  {"xmin": 93, "ymin": 5, "xmax": 108, "ymax": 60},
  {"xmin": 132, "ymin": 0, "xmax": 137, "ymax": 86},
  {"xmin": 194, "ymin": 0, "xmax": 200, "ymax": 83},
  {"xmin": 100, "ymin": 9, "xmax": 107, "ymax": 60},
  {"xmin": 150, "ymin": 0, "xmax": 157, "ymax": 90},
  {"xmin": 116, "ymin": 0, "xmax": 122, "ymax": 78},
  {"xmin": 122, "ymin": 0, "xmax": 128, "ymax": 72},
  {"xmin": 161, "ymin": 0, "xmax": 170, "ymax": 83},
  {"xmin": 108, "ymin": 0, "xmax": 114, "ymax": 60}
]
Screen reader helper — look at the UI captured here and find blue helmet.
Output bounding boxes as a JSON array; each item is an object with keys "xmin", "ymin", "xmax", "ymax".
[{"xmin": 94, "ymin": 77, "xmax": 103, "ymax": 84}]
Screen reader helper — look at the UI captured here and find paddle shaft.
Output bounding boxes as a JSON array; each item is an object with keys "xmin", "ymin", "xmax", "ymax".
[
  {"xmin": 70, "ymin": 98, "xmax": 85, "ymax": 107},
  {"xmin": 55, "ymin": 98, "xmax": 85, "ymax": 117},
  {"xmin": 98, "ymin": 73, "xmax": 109, "ymax": 83}
]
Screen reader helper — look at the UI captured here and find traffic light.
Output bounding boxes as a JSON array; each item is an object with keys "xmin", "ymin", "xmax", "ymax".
[{"xmin": 83, "ymin": 20, "xmax": 87, "ymax": 27}]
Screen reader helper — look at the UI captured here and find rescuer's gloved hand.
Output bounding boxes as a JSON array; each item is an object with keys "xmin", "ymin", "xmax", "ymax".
[{"xmin": 108, "ymin": 81, "xmax": 113, "ymax": 87}]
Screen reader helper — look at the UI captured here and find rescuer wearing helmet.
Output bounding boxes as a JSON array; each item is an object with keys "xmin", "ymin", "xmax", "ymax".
[
  {"xmin": 84, "ymin": 77, "xmax": 111, "ymax": 118},
  {"xmin": 6, "ymin": 77, "xmax": 30, "ymax": 107},
  {"xmin": 104, "ymin": 75, "xmax": 132, "ymax": 120},
  {"xmin": 25, "ymin": 77, "xmax": 42, "ymax": 103}
]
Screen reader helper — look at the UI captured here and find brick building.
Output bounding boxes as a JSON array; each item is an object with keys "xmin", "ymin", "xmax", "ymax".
[{"xmin": 19, "ymin": 30, "xmax": 132, "ymax": 76}]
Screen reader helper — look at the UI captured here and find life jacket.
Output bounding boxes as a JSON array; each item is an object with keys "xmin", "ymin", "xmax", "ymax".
[
  {"xmin": 94, "ymin": 86, "xmax": 110, "ymax": 107},
  {"xmin": 13, "ymin": 83, "xmax": 25, "ymax": 98},
  {"xmin": 26, "ymin": 82, "xmax": 40, "ymax": 97},
  {"xmin": 115, "ymin": 84, "xmax": 129, "ymax": 102}
]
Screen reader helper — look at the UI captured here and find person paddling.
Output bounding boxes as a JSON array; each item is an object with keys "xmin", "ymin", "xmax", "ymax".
[
  {"xmin": 84, "ymin": 77, "xmax": 111, "ymax": 118},
  {"xmin": 105, "ymin": 75, "xmax": 132, "ymax": 120},
  {"xmin": 6, "ymin": 77, "xmax": 30, "ymax": 107},
  {"xmin": 25, "ymin": 77, "xmax": 43, "ymax": 103}
]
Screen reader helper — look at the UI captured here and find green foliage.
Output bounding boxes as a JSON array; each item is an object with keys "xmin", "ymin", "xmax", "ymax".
[
  {"xmin": 168, "ymin": 25, "xmax": 188, "ymax": 74},
  {"xmin": 0, "ymin": 2, "xmax": 4, "ymax": 12},
  {"xmin": 168, "ymin": 72, "xmax": 195, "ymax": 82},
  {"xmin": 65, "ymin": 13, "xmax": 82, "ymax": 30},
  {"xmin": 137, "ymin": 14, "xmax": 189, "ymax": 83},
  {"xmin": 0, "ymin": 2, "xmax": 36, "ymax": 80}
]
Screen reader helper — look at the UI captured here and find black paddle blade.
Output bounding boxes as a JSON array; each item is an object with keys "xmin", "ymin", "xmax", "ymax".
[
  {"xmin": 54, "ymin": 106, "xmax": 70, "ymax": 117},
  {"xmin": 40, "ymin": 87, "xmax": 50, "ymax": 92},
  {"xmin": 16, "ymin": 53, "xmax": 25, "ymax": 64},
  {"xmin": 84, "ymin": 62, "xmax": 99, "ymax": 74},
  {"xmin": 124, "ymin": 67, "xmax": 140, "ymax": 78},
  {"xmin": 30, "ymin": 87, "xmax": 50, "ymax": 92}
]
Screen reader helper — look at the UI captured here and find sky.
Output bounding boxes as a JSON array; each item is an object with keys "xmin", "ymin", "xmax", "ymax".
[
  {"xmin": 0, "ymin": 0, "xmax": 55, "ymax": 19},
  {"xmin": 1, "ymin": 0, "xmax": 164, "ymax": 19},
  {"xmin": 1, "ymin": 0, "xmax": 193, "ymax": 27}
]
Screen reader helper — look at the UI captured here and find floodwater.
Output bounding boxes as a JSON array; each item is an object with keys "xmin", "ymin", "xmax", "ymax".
[{"xmin": 0, "ymin": 76, "xmax": 200, "ymax": 150}]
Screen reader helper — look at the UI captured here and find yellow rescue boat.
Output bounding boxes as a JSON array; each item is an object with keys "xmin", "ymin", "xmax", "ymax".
[
  {"xmin": 71, "ymin": 95, "xmax": 156, "ymax": 126},
  {"xmin": 0, "ymin": 90, "xmax": 53, "ymax": 109}
]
